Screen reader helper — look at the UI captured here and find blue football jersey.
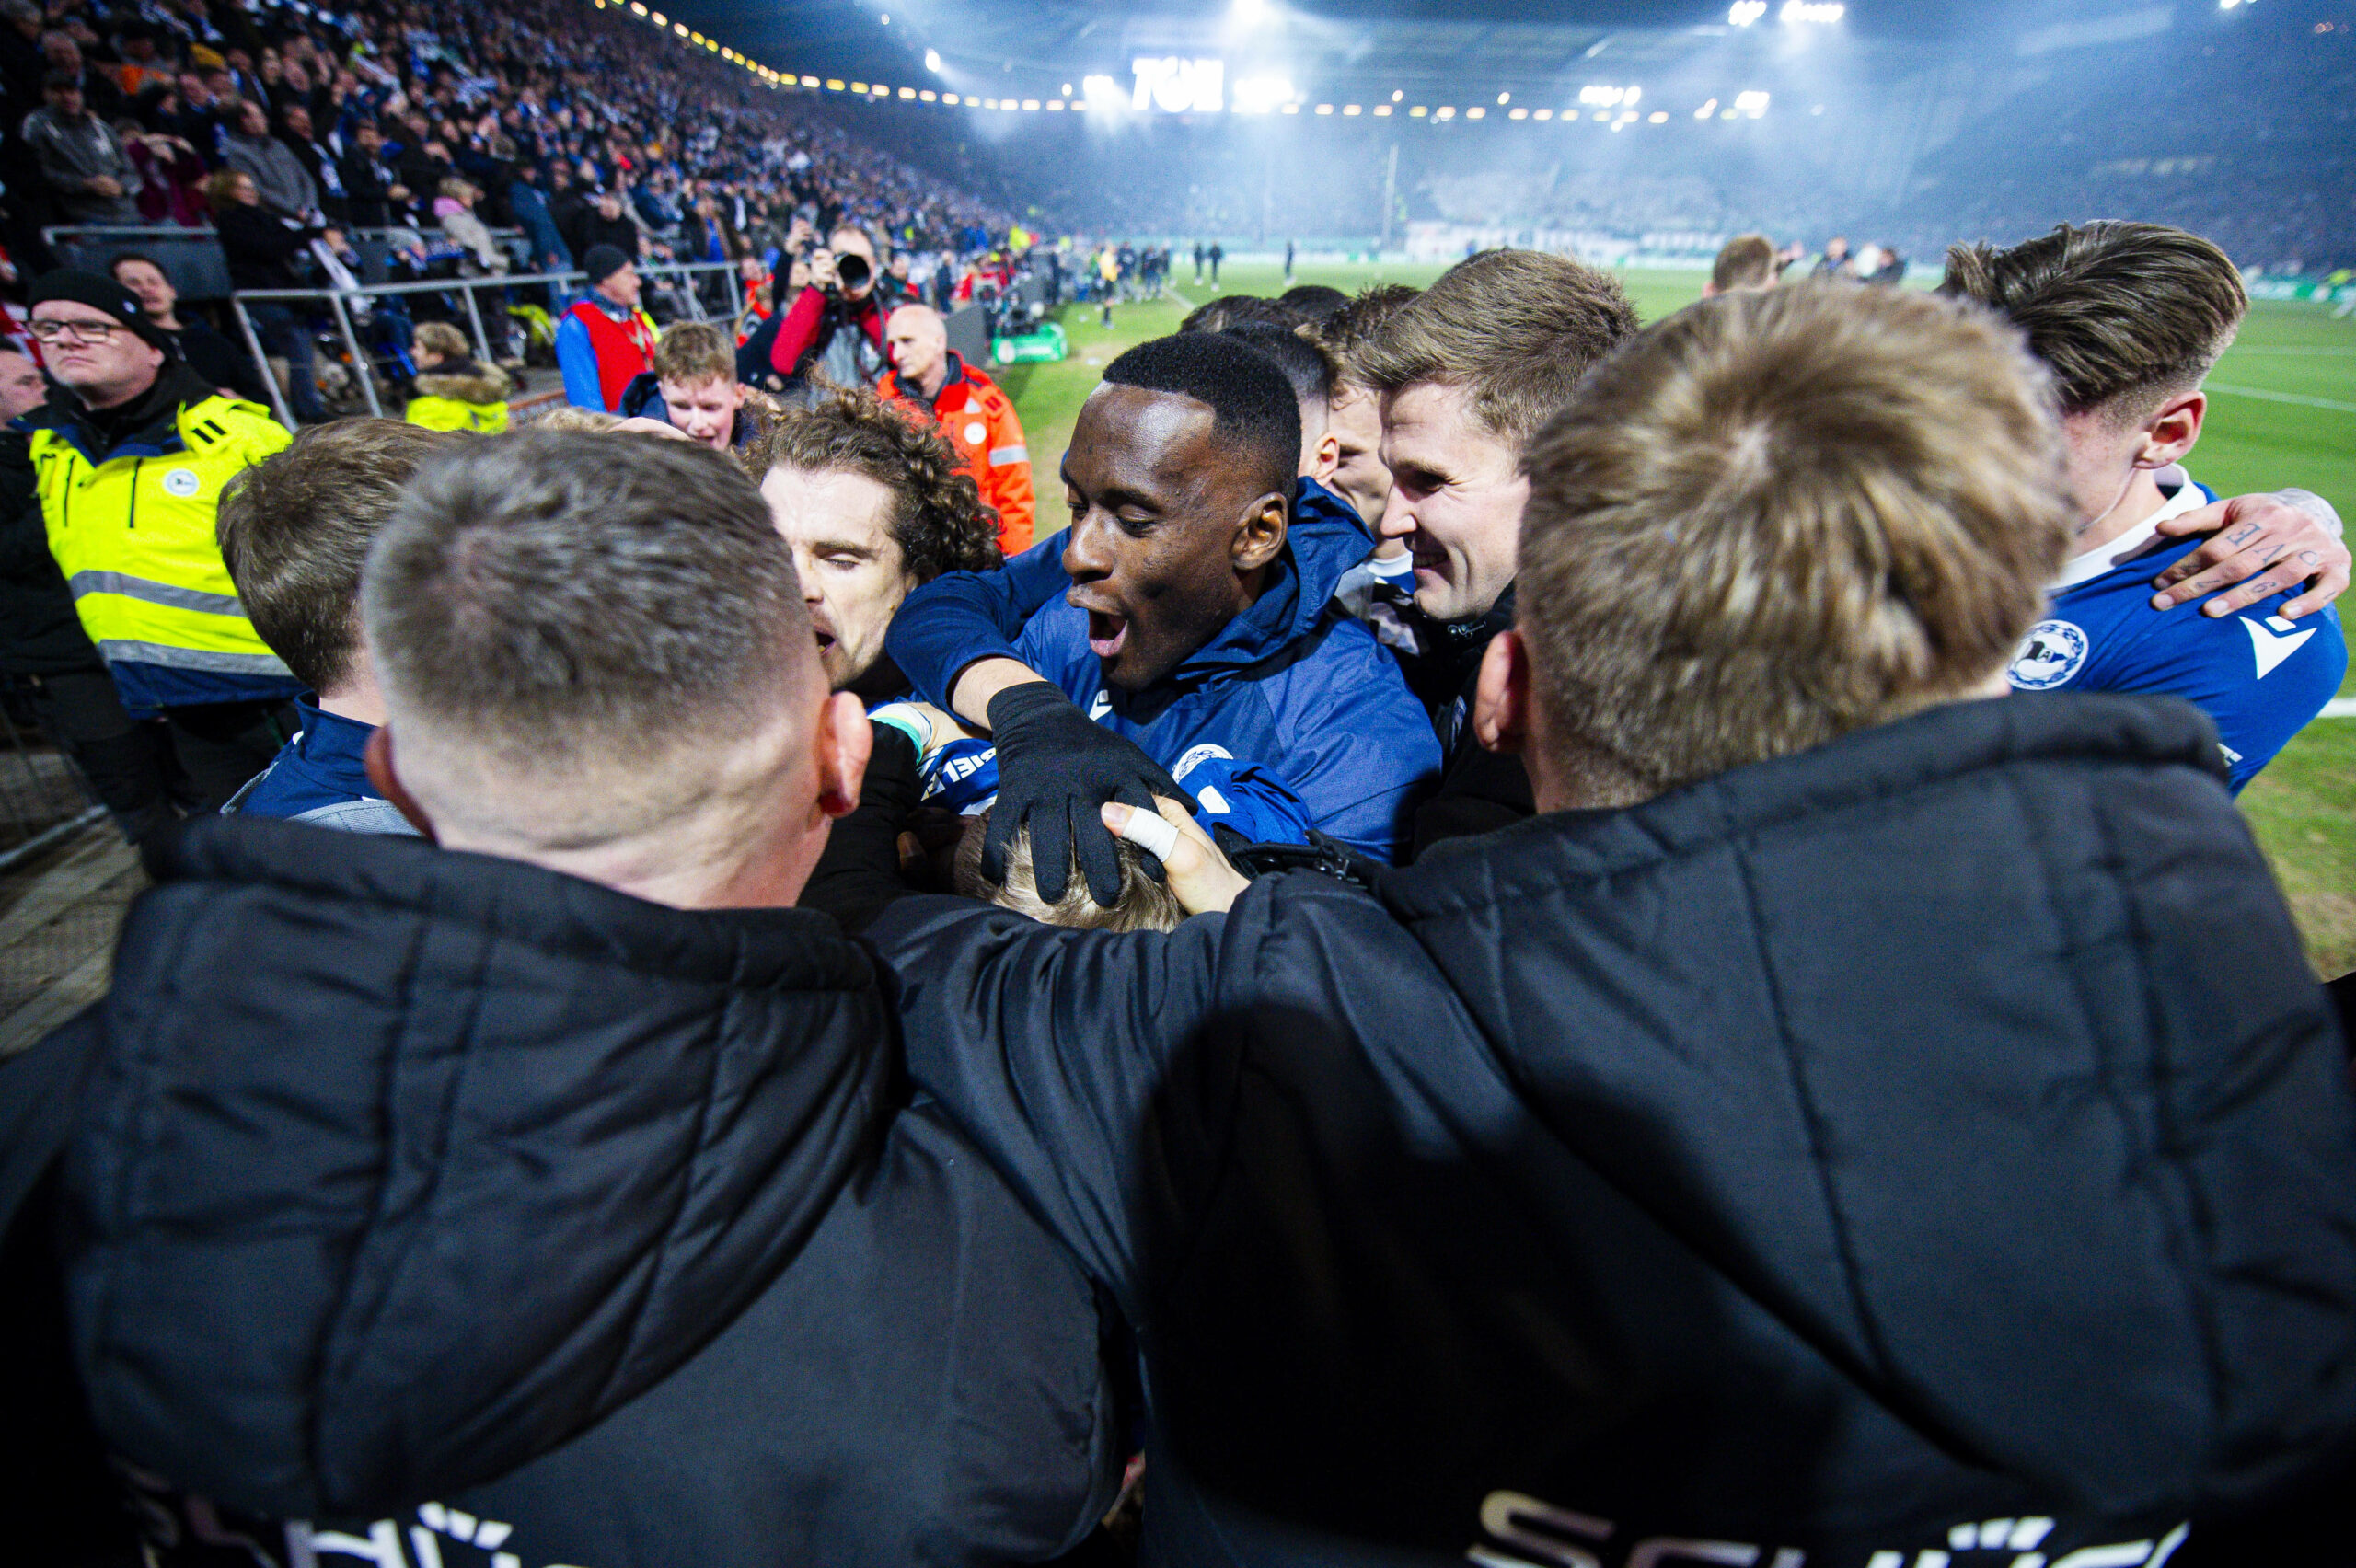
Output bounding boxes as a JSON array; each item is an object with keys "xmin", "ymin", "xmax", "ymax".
[{"xmin": 2007, "ymin": 479, "xmax": 2348, "ymax": 792}]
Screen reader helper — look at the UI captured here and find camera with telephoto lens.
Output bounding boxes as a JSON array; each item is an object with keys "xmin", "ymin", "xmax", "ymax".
[{"xmin": 830, "ymin": 251, "xmax": 872, "ymax": 294}]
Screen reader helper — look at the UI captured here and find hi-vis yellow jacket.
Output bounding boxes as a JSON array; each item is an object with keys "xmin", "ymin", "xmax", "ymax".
[{"xmin": 28, "ymin": 371, "xmax": 300, "ymax": 715}]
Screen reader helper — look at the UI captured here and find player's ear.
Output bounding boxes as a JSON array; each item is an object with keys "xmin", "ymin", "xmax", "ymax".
[
  {"xmin": 2140, "ymin": 389, "xmax": 2206, "ymax": 468},
  {"xmin": 1233, "ymin": 490, "xmax": 1288, "ymax": 573}
]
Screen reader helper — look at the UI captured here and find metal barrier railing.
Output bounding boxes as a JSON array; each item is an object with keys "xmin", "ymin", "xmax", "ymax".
[
  {"xmin": 226, "ymin": 259, "xmax": 741, "ymax": 426},
  {"xmin": 0, "ymin": 684, "xmax": 106, "ymax": 874}
]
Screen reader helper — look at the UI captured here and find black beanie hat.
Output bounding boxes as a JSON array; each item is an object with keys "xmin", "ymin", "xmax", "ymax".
[
  {"xmin": 581, "ymin": 244, "xmax": 631, "ymax": 287},
  {"xmin": 28, "ymin": 268, "xmax": 175, "ymax": 353}
]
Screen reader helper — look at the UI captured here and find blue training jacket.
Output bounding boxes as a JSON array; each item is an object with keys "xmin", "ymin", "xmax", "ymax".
[{"xmin": 886, "ymin": 478, "xmax": 1438, "ymax": 862}]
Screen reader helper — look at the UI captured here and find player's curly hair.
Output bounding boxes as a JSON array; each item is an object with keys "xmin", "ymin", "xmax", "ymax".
[{"xmin": 744, "ymin": 388, "xmax": 1003, "ymax": 582}]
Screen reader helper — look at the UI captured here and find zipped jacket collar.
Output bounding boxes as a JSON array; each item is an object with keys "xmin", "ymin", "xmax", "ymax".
[{"xmin": 24, "ymin": 363, "xmax": 220, "ymax": 467}]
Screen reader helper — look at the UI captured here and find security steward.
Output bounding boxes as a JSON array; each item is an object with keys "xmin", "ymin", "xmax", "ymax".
[
  {"xmin": 23, "ymin": 269, "xmax": 300, "ymax": 816},
  {"xmin": 878, "ymin": 302, "xmax": 1034, "ymax": 554}
]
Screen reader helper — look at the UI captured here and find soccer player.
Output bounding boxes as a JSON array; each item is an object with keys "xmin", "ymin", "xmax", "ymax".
[
  {"xmin": 884, "ymin": 331, "xmax": 1438, "ymax": 882},
  {"xmin": 1944, "ymin": 222, "xmax": 2349, "ymax": 790}
]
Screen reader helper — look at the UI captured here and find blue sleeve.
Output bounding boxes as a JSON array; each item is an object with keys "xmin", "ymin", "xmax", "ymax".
[
  {"xmin": 2200, "ymin": 608, "xmax": 2347, "ymax": 791},
  {"xmin": 885, "ymin": 532, "xmax": 1072, "ymax": 709},
  {"xmin": 554, "ymin": 314, "xmax": 607, "ymax": 410},
  {"xmin": 2081, "ymin": 601, "xmax": 2349, "ymax": 792}
]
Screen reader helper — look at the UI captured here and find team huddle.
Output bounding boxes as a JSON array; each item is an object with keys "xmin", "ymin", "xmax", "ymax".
[{"xmin": 3, "ymin": 219, "xmax": 2354, "ymax": 1568}]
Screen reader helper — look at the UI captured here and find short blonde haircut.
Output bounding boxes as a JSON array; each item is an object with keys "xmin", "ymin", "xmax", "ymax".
[
  {"xmin": 652, "ymin": 320, "xmax": 735, "ymax": 387},
  {"xmin": 953, "ymin": 810, "xmax": 1184, "ymax": 933},
  {"xmin": 529, "ymin": 406, "xmax": 623, "ymax": 432},
  {"xmin": 1518, "ymin": 282, "xmax": 2073, "ymax": 800}
]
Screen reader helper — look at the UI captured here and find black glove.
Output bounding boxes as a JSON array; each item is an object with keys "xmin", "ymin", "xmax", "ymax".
[{"xmin": 984, "ymin": 682, "xmax": 1186, "ymax": 907}]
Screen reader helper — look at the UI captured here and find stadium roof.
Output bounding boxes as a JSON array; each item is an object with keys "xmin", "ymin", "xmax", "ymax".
[{"xmin": 654, "ymin": 0, "xmax": 2000, "ymax": 103}]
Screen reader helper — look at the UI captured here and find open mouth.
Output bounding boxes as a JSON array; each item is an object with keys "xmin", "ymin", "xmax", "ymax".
[
  {"xmin": 1086, "ymin": 609, "xmax": 1129, "ymax": 659},
  {"xmin": 810, "ymin": 621, "xmax": 837, "ymax": 654}
]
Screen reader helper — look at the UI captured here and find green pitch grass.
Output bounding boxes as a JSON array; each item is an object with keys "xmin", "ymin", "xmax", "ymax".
[{"xmin": 998, "ymin": 261, "xmax": 2356, "ymax": 975}]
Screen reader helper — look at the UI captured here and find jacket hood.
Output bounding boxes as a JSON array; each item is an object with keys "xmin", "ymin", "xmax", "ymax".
[
  {"xmin": 1147, "ymin": 476, "xmax": 1369, "ymax": 690},
  {"xmin": 1383, "ymin": 690, "xmax": 2356, "ymax": 1519},
  {"xmin": 413, "ymin": 359, "xmax": 512, "ymax": 404},
  {"xmin": 63, "ymin": 817, "xmax": 893, "ymax": 1519}
]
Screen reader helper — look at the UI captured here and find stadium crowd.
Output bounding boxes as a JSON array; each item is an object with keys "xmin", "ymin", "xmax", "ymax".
[{"xmin": 0, "ymin": 6, "xmax": 2354, "ymax": 1565}]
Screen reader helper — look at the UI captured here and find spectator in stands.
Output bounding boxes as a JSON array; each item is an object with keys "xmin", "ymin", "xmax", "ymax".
[
  {"xmin": 1811, "ymin": 234, "xmax": 1854, "ymax": 279},
  {"xmin": 206, "ymin": 167, "xmax": 328, "ymax": 423},
  {"xmin": 504, "ymin": 158, "xmax": 571, "ymax": 276},
  {"xmin": 741, "ymin": 223, "xmax": 885, "ymax": 401},
  {"xmin": 1704, "ymin": 232, "xmax": 1778, "ymax": 295},
  {"xmin": 21, "ymin": 269, "xmax": 300, "ymax": 816},
  {"xmin": 336, "ymin": 119, "xmax": 408, "ymax": 228},
  {"xmin": 1944, "ymin": 222, "xmax": 2350, "ymax": 790},
  {"xmin": 22, "ymin": 70, "xmax": 139, "ymax": 225},
  {"xmin": 221, "ymin": 97, "xmax": 316, "ymax": 220},
  {"xmin": 13, "ymin": 430, "xmax": 1124, "ymax": 1567},
  {"xmin": 405, "ymin": 319, "xmax": 511, "ymax": 433},
  {"xmin": 214, "ymin": 419, "xmax": 455, "ymax": 831},
  {"xmin": 434, "ymin": 177, "xmax": 508, "ymax": 274},
  {"xmin": 886, "ymin": 332, "xmax": 1439, "ymax": 878},
  {"xmin": 618, "ymin": 319, "xmax": 771, "ymax": 452},
  {"xmin": 275, "ymin": 103, "xmax": 347, "ymax": 224},
  {"xmin": 747, "ymin": 388, "xmax": 1002, "ymax": 700},
  {"xmin": 120, "ymin": 113, "xmax": 208, "ymax": 228},
  {"xmin": 556, "ymin": 243, "xmax": 658, "ymax": 413},
  {"xmin": 110, "ymin": 252, "xmax": 271, "ymax": 407},
  {"xmin": 38, "ymin": 32, "xmax": 123, "ymax": 123},
  {"xmin": 0, "ymin": 340, "xmax": 168, "ymax": 840},
  {"xmin": 560, "ymin": 186, "xmax": 641, "ymax": 270},
  {"xmin": 0, "ymin": 0, "xmax": 42, "ymax": 108},
  {"xmin": 878, "ymin": 302, "xmax": 1034, "ymax": 554}
]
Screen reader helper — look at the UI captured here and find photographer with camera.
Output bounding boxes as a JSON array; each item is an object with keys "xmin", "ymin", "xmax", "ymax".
[{"xmin": 736, "ymin": 225, "xmax": 888, "ymax": 404}]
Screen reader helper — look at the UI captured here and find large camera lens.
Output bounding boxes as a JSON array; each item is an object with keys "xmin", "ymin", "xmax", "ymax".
[{"xmin": 836, "ymin": 252, "xmax": 872, "ymax": 290}]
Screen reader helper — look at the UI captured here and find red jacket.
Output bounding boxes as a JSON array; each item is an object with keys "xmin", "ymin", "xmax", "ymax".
[{"xmin": 880, "ymin": 354, "xmax": 1034, "ymax": 555}]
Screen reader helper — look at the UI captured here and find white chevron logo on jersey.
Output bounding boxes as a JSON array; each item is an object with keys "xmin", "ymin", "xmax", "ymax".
[{"xmin": 2245, "ymin": 614, "xmax": 2317, "ymax": 679}]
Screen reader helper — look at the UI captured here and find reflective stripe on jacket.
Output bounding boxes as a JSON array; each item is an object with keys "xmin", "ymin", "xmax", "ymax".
[{"xmin": 31, "ymin": 394, "xmax": 297, "ymax": 713}]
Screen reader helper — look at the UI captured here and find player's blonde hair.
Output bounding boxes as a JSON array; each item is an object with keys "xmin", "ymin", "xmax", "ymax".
[{"xmin": 1518, "ymin": 282, "xmax": 2073, "ymax": 801}]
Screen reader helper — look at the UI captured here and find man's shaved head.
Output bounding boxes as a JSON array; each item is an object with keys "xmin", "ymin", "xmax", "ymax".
[
  {"xmin": 364, "ymin": 432, "xmax": 829, "ymax": 864},
  {"xmin": 886, "ymin": 303, "xmax": 950, "ymax": 389}
]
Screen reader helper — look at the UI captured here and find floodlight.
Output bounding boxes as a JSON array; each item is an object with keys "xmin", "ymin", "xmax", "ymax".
[
  {"xmin": 1343, "ymin": 103, "xmax": 1361, "ymax": 114},
  {"xmin": 1695, "ymin": 97, "xmax": 1717, "ymax": 117},
  {"xmin": 920, "ymin": 90, "xmax": 936, "ymax": 101},
  {"xmin": 1734, "ymin": 89, "xmax": 1770, "ymax": 115},
  {"xmin": 926, "ymin": 50, "xmax": 941, "ymax": 72},
  {"xmin": 1729, "ymin": 1, "xmax": 1767, "ymax": 22},
  {"xmin": 1508, "ymin": 107, "xmax": 1527, "ymax": 119},
  {"xmin": 1392, "ymin": 89, "xmax": 1403, "ymax": 100},
  {"xmin": 900, "ymin": 86, "xmax": 915, "ymax": 98},
  {"xmin": 1648, "ymin": 110, "xmax": 1667, "ymax": 121},
  {"xmin": 1233, "ymin": 0, "xmax": 1269, "ymax": 27},
  {"xmin": 1497, "ymin": 91, "xmax": 1510, "ymax": 104},
  {"xmin": 1316, "ymin": 103, "xmax": 1333, "ymax": 113},
  {"xmin": 1373, "ymin": 104, "xmax": 1392, "ymax": 115},
  {"xmin": 1534, "ymin": 108, "xmax": 1552, "ymax": 119},
  {"xmin": 1082, "ymin": 75, "xmax": 1125, "ymax": 111},
  {"xmin": 1779, "ymin": 1, "xmax": 1844, "ymax": 21}
]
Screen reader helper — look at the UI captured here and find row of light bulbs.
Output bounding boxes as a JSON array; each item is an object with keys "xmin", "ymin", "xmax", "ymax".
[{"xmin": 584, "ymin": 1, "xmax": 1773, "ymax": 126}]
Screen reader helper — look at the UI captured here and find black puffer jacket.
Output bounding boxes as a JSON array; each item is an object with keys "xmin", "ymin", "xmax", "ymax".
[
  {"xmin": 28, "ymin": 820, "xmax": 1119, "ymax": 1565},
  {"xmin": 872, "ymin": 691, "xmax": 2356, "ymax": 1567}
]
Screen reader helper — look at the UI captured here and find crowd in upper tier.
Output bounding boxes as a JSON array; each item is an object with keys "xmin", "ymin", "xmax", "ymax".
[{"xmin": 0, "ymin": 0, "xmax": 1009, "ymax": 275}]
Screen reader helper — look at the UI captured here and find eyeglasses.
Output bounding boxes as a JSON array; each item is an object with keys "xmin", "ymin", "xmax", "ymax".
[{"xmin": 28, "ymin": 318, "xmax": 123, "ymax": 343}]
